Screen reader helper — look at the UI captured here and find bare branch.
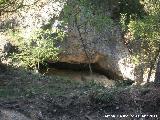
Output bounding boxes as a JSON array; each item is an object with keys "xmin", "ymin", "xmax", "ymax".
[{"xmin": 74, "ymin": 15, "xmax": 93, "ymax": 79}]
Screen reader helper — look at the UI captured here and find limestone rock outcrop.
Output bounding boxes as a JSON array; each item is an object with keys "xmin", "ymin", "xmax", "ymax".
[
  {"xmin": 58, "ymin": 25, "xmax": 135, "ymax": 80},
  {"xmin": 0, "ymin": 0, "xmax": 135, "ymax": 80}
]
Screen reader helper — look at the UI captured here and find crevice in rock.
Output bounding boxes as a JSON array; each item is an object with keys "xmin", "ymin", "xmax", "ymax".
[{"xmin": 40, "ymin": 62, "xmax": 122, "ymax": 80}]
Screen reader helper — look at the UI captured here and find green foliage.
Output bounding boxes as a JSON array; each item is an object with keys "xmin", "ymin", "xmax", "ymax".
[
  {"xmin": 90, "ymin": 86, "xmax": 126, "ymax": 104},
  {"xmin": 95, "ymin": 90, "xmax": 115, "ymax": 103},
  {"xmin": 119, "ymin": 0, "xmax": 145, "ymax": 20},
  {"xmin": 63, "ymin": 0, "xmax": 114, "ymax": 32},
  {"xmin": 129, "ymin": 16, "xmax": 160, "ymax": 41},
  {"xmin": 0, "ymin": 0, "xmax": 27, "ymax": 15},
  {"xmin": 115, "ymin": 80, "xmax": 134, "ymax": 87},
  {"xmin": 63, "ymin": 0, "xmax": 146, "ymax": 33},
  {"xmin": 129, "ymin": 15, "xmax": 160, "ymax": 66},
  {"xmin": 119, "ymin": 0, "xmax": 146, "ymax": 32},
  {"xmin": 12, "ymin": 29, "xmax": 65, "ymax": 69},
  {"xmin": 127, "ymin": 0, "xmax": 160, "ymax": 78},
  {"xmin": 143, "ymin": 0, "xmax": 160, "ymax": 15},
  {"xmin": 120, "ymin": 13, "xmax": 128, "ymax": 31},
  {"xmin": 0, "ymin": 68, "xmax": 81, "ymax": 99},
  {"xmin": 0, "ymin": 0, "xmax": 8, "ymax": 5}
]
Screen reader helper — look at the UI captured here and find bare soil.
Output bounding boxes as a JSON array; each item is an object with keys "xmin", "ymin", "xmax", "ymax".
[{"xmin": 0, "ymin": 67, "xmax": 160, "ymax": 120}]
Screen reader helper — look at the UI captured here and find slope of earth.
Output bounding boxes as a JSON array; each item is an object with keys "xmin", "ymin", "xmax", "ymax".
[{"xmin": 0, "ymin": 66, "xmax": 160, "ymax": 120}]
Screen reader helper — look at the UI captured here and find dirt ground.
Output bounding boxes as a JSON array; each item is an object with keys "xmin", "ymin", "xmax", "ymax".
[{"xmin": 0, "ymin": 67, "xmax": 160, "ymax": 120}]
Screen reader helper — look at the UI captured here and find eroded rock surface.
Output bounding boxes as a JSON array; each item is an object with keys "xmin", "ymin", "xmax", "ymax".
[{"xmin": 59, "ymin": 25, "xmax": 135, "ymax": 80}]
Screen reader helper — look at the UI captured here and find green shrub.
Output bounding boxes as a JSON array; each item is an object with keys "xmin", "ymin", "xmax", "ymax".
[
  {"xmin": 89, "ymin": 87, "xmax": 117, "ymax": 104},
  {"xmin": 12, "ymin": 29, "xmax": 65, "ymax": 69}
]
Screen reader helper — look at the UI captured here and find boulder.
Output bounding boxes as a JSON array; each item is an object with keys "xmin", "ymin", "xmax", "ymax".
[
  {"xmin": 58, "ymin": 25, "xmax": 135, "ymax": 80},
  {"xmin": 0, "ymin": 109, "xmax": 31, "ymax": 120},
  {"xmin": 0, "ymin": 34, "xmax": 13, "ymax": 68},
  {"xmin": 0, "ymin": 35, "xmax": 12, "ymax": 54}
]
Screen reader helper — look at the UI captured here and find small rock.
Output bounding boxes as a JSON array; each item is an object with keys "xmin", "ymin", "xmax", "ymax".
[
  {"xmin": 0, "ymin": 35, "xmax": 12, "ymax": 53},
  {"xmin": 0, "ymin": 109, "xmax": 31, "ymax": 120}
]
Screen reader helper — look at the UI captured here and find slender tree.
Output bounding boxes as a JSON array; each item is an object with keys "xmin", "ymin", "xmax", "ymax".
[{"xmin": 154, "ymin": 54, "xmax": 160, "ymax": 83}]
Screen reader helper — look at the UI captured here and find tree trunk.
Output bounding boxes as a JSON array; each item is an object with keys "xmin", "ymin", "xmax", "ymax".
[
  {"xmin": 74, "ymin": 16, "xmax": 93, "ymax": 79},
  {"xmin": 147, "ymin": 63, "xmax": 154, "ymax": 83},
  {"xmin": 154, "ymin": 55, "xmax": 160, "ymax": 83},
  {"xmin": 134, "ymin": 64, "xmax": 144, "ymax": 85},
  {"xmin": 148, "ymin": 47, "xmax": 160, "ymax": 82}
]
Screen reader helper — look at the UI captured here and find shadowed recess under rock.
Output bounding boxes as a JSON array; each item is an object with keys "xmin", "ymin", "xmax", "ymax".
[{"xmin": 39, "ymin": 62, "xmax": 123, "ymax": 80}]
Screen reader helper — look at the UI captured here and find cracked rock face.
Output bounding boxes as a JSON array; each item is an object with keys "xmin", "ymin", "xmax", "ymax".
[{"xmin": 59, "ymin": 25, "xmax": 135, "ymax": 80}]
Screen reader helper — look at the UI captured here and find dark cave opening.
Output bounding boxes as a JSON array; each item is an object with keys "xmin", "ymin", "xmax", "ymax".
[{"xmin": 40, "ymin": 62, "xmax": 122, "ymax": 80}]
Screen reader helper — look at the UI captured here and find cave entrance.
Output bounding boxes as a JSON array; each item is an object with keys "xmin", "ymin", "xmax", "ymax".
[{"xmin": 39, "ymin": 62, "xmax": 121, "ymax": 80}]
